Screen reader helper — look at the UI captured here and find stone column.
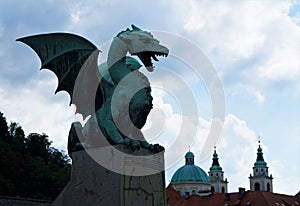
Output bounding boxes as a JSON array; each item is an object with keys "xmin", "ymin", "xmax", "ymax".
[{"xmin": 52, "ymin": 145, "xmax": 166, "ymax": 206}]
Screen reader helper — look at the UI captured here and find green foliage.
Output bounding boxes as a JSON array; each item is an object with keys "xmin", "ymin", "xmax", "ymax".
[
  {"xmin": 0, "ymin": 112, "xmax": 9, "ymax": 141},
  {"xmin": 0, "ymin": 111, "xmax": 71, "ymax": 200}
]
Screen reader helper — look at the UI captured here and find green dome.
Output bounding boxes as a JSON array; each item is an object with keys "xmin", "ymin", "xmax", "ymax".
[
  {"xmin": 254, "ymin": 160, "xmax": 267, "ymax": 167},
  {"xmin": 171, "ymin": 164, "xmax": 211, "ymax": 184},
  {"xmin": 210, "ymin": 165, "xmax": 223, "ymax": 171},
  {"xmin": 185, "ymin": 151, "xmax": 194, "ymax": 158},
  {"xmin": 171, "ymin": 150, "xmax": 210, "ymax": 184}
]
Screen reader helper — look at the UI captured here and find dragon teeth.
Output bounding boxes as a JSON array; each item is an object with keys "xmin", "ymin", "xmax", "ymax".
[{"xmin": 152, "ymin": 54, "xmax": 159, "ymax": 61}]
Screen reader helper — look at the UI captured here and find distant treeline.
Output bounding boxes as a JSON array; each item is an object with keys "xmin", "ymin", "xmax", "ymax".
[{"xmin": 0, "ymin": 111, "xmax": 71, "ymax": 200}]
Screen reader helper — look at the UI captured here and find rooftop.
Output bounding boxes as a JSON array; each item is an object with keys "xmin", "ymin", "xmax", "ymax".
[{"xmin": 166, "ymin": 185, "xmax": 300, "ymax": 206}]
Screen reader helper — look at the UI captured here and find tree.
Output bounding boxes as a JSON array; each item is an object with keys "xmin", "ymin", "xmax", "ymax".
[
  {"xmin": 0, "ymin": 112, "xmax": 9, "ymax": 141},
  {"xmin": 0, "ymin": 111, "xmax": 71, "ymax": 200},
  {"xmin": 26, "ymin": 133, "xmax": 52, "ymax": 162},
  {"xmin": 9, "ymin": 122, "xmax": 25, "ymax": 152}
]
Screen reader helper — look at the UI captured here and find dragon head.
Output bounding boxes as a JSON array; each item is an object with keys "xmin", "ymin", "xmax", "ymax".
[{"xmin": 117, "ymin": 25, "xmax": 169, "ymax": 72}]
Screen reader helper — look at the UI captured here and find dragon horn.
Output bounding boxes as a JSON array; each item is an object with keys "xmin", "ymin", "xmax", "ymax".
[{"xmin": 131, "ymin": 25, "xmax": 142, "ymax": 31}]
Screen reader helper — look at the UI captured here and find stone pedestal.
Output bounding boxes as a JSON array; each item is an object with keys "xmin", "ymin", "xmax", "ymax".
[{"xmin": 52, "ymin": 146, "xmax": 166, "ymax": 206}]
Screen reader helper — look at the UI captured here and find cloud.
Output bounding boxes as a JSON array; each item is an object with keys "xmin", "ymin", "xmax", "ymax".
[
  {"xmin": 227, "ymin": 83, "xmax": 266, "ymax": 103},
  {"xmin": 64, "ymin": 1, "xmax": 180, "ymax": 41},
  {"xmin": 176, "ymin": 0, "xmax": 299, "ymax": 100},
  {"xmin": 0, "ymin": 76, "xmax": 74, "ymax": 151},
  {"xmin": 143, "ymin": 91, "xmax": 200, "ymax": 169},
  {"xmin": 268, "ymin": 159, "xmax": 300, "ymax": 195},
  {"xmin": 217, "ymin": 114, "xmax": 258, "ymax": 191}
]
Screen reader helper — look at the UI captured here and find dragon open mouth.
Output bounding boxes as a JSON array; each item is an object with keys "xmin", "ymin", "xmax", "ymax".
[{"xmin": 135, "ymin": 51, "xmax": 168, "ymax": 72}]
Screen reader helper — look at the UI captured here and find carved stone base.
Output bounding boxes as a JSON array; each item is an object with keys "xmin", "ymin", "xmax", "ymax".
[{"xmin": 52, "ymin": 146, "xmax": 166, "ymax": 206}]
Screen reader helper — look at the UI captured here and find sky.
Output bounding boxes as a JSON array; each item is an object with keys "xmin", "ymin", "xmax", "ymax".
[{"xmin": 0, "ymin": 0, "xmax": 299, "ymax": 195}]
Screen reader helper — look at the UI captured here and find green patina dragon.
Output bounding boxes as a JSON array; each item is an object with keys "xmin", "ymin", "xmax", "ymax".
[{"xmin": 17, "ymin": 25, "xmax": 168, "ymax": 156}]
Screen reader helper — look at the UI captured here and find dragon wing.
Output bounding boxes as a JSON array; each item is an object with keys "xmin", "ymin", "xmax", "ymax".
[{"xmin": 17, "ymin": 33, "xmax": 103, "ymax": 118}]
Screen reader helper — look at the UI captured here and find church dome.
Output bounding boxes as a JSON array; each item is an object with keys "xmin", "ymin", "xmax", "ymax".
[
  {"xmin": 171, "ymin": 151, "xmax": 211, "ymax": 184},
  {"xmin": 171, "ymin": 164, "xmax": 211, "ymax": 184},
  {"xmin": 185, "ymin": 151, "xmax": 194, "ymax": 158}
]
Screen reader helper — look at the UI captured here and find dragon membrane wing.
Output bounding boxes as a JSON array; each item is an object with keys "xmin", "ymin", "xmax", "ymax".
[{"xmin": 17, "ymin": 33, "xmax": 102, "ymax": 118}]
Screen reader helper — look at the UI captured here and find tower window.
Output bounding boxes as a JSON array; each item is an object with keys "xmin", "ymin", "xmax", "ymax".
[
  {"xmin": 192, "ymin": 190, "xmax": 196, "ymax": 195},
  {"xmin": 211, "ymin": 186, "xmax": 215, "ymax": 193},
  {"xmin": 222, "ymin": 186, "xmax": 225, "ymax": 193}
]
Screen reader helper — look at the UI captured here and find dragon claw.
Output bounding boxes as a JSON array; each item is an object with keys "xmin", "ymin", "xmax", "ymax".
[
  {"xmin": 148, "ymin": 143, "xmax": 164, "ymax": 153},
  {"xmin": 123, "ymin": 137, "xmax": 131, "ymax": 146},
  {"xmin": 130, "ymin": 140, "xmax": 141, "ymax": 151}
]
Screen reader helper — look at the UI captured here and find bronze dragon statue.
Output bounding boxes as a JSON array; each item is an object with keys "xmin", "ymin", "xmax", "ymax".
[{"xmin": 17, "ymin": 25, "xmax": 168, "ymax": 157}]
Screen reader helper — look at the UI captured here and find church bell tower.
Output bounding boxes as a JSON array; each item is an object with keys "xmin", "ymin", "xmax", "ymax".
[
  {"xmin": 249, "ymin": 140, "xmax": 273, "ymax": 192},
  {"xmin": 208, "ymin": 147, "xmax": 228, "ymax": 193}
]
